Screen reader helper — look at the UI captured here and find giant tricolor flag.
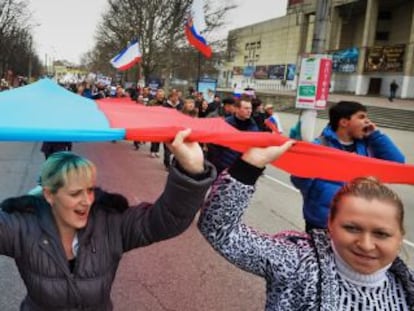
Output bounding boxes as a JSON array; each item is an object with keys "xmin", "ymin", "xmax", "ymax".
[
  {"xmin": 1, "ymin": 79, "xmax": 414, "ymax": 185},
  {"xmin": 185, "ymin": 0, "xmax": 212, "ymax": 58},
  {"xmin": 110, "ymin": 40, "xmax": 142, "ymax": 71}
]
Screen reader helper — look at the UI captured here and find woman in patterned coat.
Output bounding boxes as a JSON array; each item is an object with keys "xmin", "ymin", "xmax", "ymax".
[{"xmin": 198, "ymin": 141, "xmax": 414, "ymax": 310}]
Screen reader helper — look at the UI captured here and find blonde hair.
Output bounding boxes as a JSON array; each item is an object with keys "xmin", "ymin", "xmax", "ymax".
[
  {"xmin": 40, "ymin": 151, "xmax": 96, "ymax": 194},
  {"xmin": 330, "ymin": 177, "xmax": 405, "ymax": 234}
]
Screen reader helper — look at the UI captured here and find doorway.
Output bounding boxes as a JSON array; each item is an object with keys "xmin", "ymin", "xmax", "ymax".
[{"xmin": 367, "ymin": 78, "xmax": 382, "ymax": 95}]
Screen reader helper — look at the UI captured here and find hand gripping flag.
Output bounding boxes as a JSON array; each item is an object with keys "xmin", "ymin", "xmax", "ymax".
[
  {"xmin": 185, "ymin": 0, "xmax": 212, "ymax": 58},
  {"xmin": 110, "ymin": 40, "xmax": 142, "ymax": 71},
  {"xmin": 1, "ymin": 79, "xmax": 414, "ymax": 185}
]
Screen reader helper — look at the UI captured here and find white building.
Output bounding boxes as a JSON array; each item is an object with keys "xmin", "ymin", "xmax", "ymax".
[{"xmin": 221, "ymin": 0, "xmax": 414, "ymax": 99}]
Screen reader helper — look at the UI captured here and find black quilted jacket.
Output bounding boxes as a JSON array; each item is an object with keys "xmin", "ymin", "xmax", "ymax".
[{"xmin": 0, "ymin": 163, "xmax": 215, "ymax": 310}]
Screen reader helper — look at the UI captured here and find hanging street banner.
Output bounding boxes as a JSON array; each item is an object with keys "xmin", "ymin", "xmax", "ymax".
[
  {"xmin": 331, "ymin": 47, "xmax": 359, "ymax": 73},
  {"xmin": 268, "ymin": 65, "xmax": 286, "ymax": 80},
  {"xmin": 296, "ymin": 55, "xmax": 332, "ymax": 110},
  {"xmin": 232, "ymin": 66, "xmax": 243, "ymax": 76},
  {"xmin": 197, "ymin": 77, "xmax": 217, "ymax": 103},
  {"xmin": 243, "ymin": 66, "xmax": 255, "ymax": 77},
  {"xmin": 365, "ymin": 44, "xmax": 405, "ymax": 72}
]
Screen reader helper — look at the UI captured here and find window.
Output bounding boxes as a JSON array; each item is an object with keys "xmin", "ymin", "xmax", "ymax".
[
  {"xmin": 375, "ymin": 31, "xmax": 389, "ymax": 41},
  {"xmin": 378, "ymin": 11, "xmax": 392, "ymax": 20}
]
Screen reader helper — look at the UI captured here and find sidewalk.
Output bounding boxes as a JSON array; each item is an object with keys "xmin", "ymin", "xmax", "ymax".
[
  {"xmin": 327, "ymin": 93, "xmax": 414, "ymax": 111},
  {"xmin": 219, "ymin": 88, "xmax": 414, "ymax": 111},
  {"xmin": 267, "ymin": 89, "xmax": 414, "ymax": 111}
]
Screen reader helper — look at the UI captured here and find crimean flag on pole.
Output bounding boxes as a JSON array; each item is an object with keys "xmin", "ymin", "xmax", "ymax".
[
  {"xmin": 185, "ymin": 0, "xmax": 212, "ymax": 58},
  {"xmin": 110, "ymin": 40, "xmax": 142, "ymax": 71}
]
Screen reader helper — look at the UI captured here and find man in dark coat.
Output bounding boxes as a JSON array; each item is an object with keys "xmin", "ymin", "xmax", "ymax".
[
  {"xmin": 389, "ymin": 80, "xmax": 399, "ymax": 102},
  {"xmin": 207, "ymin": 95, "xmax": 259, "ymax": 173},
  {"xmin": 41, "ymin": 142, "xmax": 72, "ymax": 159}
]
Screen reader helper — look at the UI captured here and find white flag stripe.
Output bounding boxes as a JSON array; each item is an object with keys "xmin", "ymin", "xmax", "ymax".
[
  {"xmin": 110, "ymin": 41, "xmax": 142, "ymax": 70},
  {"xmin": 191, "ymin": 0, "xmax": 206, "ymax": 33}
]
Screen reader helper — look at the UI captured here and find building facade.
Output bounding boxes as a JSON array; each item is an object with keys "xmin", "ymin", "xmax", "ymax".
[{"xmin": 221, "ymin": 0, "xmax": 414, "ymax": 99}]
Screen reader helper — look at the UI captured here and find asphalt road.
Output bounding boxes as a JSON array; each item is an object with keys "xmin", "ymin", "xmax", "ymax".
[
  {"xmin": 0, "ymin": 112, "xmax": 413, "ymax": 310},
  {"xmin": 0, "ymin": 141, "xmax": 267, "ymax": 311}
]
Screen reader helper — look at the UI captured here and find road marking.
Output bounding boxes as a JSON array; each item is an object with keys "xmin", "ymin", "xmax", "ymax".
[
  {"xmin": 263, "ymin": 174, "xmax": 299, "ymax": 192},
  {"xmin": 403, "ymin": 239, "xmax": 414, "ymax": 248},
  {"xmin": 264, "ymin": 174, "xmax": 414, "ymax": 249}
]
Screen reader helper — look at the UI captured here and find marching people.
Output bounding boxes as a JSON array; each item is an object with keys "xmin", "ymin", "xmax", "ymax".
[
  {"xmin": 197, "ymin": 99, "xmax": 210, "ymax": 118},
  {"xmin": 263, "ymin": 104, "xmax": 283, "ymax": 134},
  {"xmin": 206, "ymin": 94, "xmax": 221, "ymax": 117},
  {"xmin": 251, "ymin": 98, "xmax": 267, "ymax": 131},
  {"xmin": 181, "ymin": 97, "xmax": 198, "ymax": 117},
  {"xmin": 220, "ymin": 97, "xmax": 236, "ymax": 117},
  {"xmin": 198, "ymin": 140, "xmax": 413, "ymax": 310},
  {"xmin": 0, "ymin": 129, "xmax": 216, "ymax": 310},
  {"xmin": 161, "ymin": 91, "xmax": 184, "ymax": 170},
  {"xmin": 41, "ymin": 141, "xmax": 72, "ymax": 160},
  {"xmin": 291, "ymin": 101, "xmax": 405, "ymax": 232},
  {"xmin": 207, "ymin": 95, "xmax": 259, "ymax": 174},
  {"xmin": 147, "ymin": 88, "xmax": 167, "ymax": 158},
  {"xmin": 132, "ymin": 86, "xmax": 152, "ymax": 150}
]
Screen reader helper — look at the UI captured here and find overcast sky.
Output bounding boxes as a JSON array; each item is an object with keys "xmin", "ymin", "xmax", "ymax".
[{"xmin": 28, "ymin": 0, "xmax": 288, "ymax": 64}]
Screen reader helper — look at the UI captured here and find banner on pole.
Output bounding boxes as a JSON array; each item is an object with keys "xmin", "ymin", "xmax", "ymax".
[{"xmin": 295, "ymin": 55, "xmax": 332, "ymax": 110}]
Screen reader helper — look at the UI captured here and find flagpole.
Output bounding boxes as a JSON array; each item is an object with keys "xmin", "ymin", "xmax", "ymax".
[{"xmin": 197, "ymin": 51, "xmax": 201, "ymax": 80}]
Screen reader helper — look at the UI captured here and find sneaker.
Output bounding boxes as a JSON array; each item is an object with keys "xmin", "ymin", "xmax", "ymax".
[
  {"xmin": 150, "ymin": 152, "xmax": 156, "ymax": 158},
  {"xmin": 155, "ymin": 153, "xmax": 160, "ymax": 158}
]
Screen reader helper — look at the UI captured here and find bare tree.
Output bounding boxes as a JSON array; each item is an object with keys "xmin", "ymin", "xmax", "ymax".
[
  {"xmin": 84, "ymin": 0, "xmax": 236, "ymax": 90},
  {"xmin": 0, "ymin": 0, "xmax": 41, "ymax": 81}
]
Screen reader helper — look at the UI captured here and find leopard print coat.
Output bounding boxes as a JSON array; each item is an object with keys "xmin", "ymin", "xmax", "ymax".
[{"xmin": 198, "ymin": 172, "xmax": 414, "ymax": 311}]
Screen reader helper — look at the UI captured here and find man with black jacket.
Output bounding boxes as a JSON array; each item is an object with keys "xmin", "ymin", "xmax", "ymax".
[{"xmin": 207, "ymin": 95, "xmax": 259, "ymax": 173}]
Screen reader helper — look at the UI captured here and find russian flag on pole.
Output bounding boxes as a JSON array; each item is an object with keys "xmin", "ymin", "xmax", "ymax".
[
  {"xmin": 185, "ymin": 0, "xmax": 212, "ymax": 58},
  {"xmin": 110, "ymin": 40, "xmax": 142, "ymax": 71}
]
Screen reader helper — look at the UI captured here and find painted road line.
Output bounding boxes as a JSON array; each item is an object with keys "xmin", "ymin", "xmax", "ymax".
[
  {"xmin": 263, "ymin": 174, "xmax": 299, "ymax": 192},
  {"xmin": 264, "ymin": 174, "xmax": 414, "ymax": 249}
]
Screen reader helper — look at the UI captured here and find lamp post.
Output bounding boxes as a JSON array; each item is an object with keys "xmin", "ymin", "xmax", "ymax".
[
  {"xmin": 28, "ymin": 36, "xmax": 32, "ymax": 83},
  {"xmin": 300, "ymin": 0, "xmax": 332, "ymax": 142}
]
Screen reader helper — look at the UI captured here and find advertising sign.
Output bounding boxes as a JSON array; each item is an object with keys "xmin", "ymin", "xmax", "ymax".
[
  {"xmin": 365, "ymin": 44, "xmax": 405, "ymax": 72},
  {"xmin": 268, "ymin": 65, "xmax": 285, "ymax": 80},
  {"xmin": 232, "ymin": 66, "xmax": 243, "ymax": 75},
  {"xmin": 243, "ymin": 66, "xmax": 255, "ymax": 77},
  {"xmin": 197, "ymin": 78, "xmax": 217, "ymax": 103},
  {"xmin": 331, "ymin": 47, "xmax": 359, "ymax": 73},
  {"xmin": 147, "ymin": 77, "xmax": 163, "ymax": 96},
  {"xmin": 296, "ymin": 55, "xmax": 332, "ymax": 110},
  {"xmin": 254, "ymin": 66, "xmax": 269, "ymax": 79},
  {"xmin": 286, "ymin": 64, "xmax": 296, "ymax": 80}
]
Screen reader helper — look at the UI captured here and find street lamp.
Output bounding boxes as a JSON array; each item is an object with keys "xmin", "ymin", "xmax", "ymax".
[{"xmin": 28, "ymin": 36, "xmax": 33, "ymax": 82}]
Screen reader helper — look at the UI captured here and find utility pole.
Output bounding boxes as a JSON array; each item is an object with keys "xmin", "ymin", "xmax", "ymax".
[
  {"xmin": 300, "ymin": 0, "xmax": 332, "ymax": 141},
  {"xmin": 44, "ymin": 53, "xmax": 48, "ymax": 77},
  {"xmin": 28, "ymin": 37, "xmax": 32, "ymax": 83}
]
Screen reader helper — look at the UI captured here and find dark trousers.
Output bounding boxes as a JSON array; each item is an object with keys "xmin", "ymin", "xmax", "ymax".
[
  {"xmin": 150, "ymin": 142, "xmax": 160, "ymax": 153},
  {"xmin": 163, "ymin": 143, "xmax": 172, "ymax": 168},
  {"xmin": 389, "ymin": 90, "xmax": 396, "ymax": 101}
]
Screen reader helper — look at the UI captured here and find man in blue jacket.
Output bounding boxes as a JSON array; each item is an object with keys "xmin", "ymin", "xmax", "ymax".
[{"xmin": 291, "ymin": 101, "xmax": 405, "ymax": 232}]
